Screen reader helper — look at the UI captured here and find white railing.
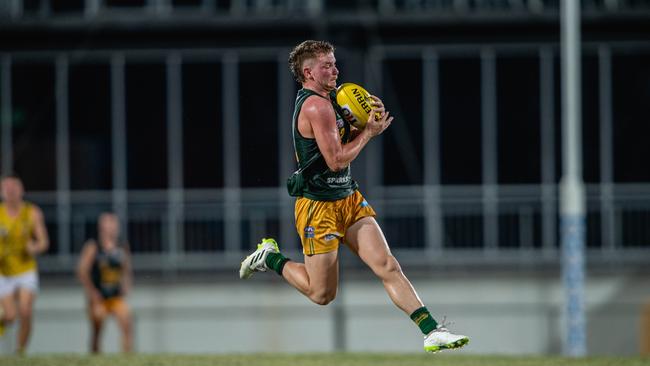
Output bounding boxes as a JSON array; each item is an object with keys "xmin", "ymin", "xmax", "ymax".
[{"xmin": 30, "ymin": 183, "xmax": 650, "ymax": 273}]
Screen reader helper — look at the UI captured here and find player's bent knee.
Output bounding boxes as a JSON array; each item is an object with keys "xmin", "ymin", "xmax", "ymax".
[
  {"xmin": 385, "ymin": 255, "xmax": 402, "ymax": 273},
  {"xmin": 18, "ymin": 307, "xmax": 33, "ymax": 320},
  {"xmin": 375, "ymin": 255, "xmax": 402, "ymax": 277},
  {"xmin": 92, "ymin": 313, "xmax": 108, "ymax": 324},
  {"xmin": 3, "ymin": 309, "xmax": 17, "ymax": 324},
  {"xmin": 312, "ymin": 295, "xmax": 335, "ymax": 306},
  {"xmin": 92, "ymin": 308, "xmax": 108, "ymax": 322},
  {"xmin": 309, "ymin": 289, "xmax": 337, "ymax": 306}
]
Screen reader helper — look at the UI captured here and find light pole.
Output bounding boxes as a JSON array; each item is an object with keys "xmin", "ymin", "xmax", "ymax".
[{"xmin": 560, "ymin": 0, "xmax": 587, "ymax": 357}]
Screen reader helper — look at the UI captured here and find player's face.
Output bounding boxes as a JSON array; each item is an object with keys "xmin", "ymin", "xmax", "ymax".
[
  {"xmin": 0, "ymin": 178, "xmax": 24, "ymax": 204},
  {"xmin": 99, "ymin": 213, "xmax": 120, "ymax": 240},
  {"xmin": 306, "ymin": 52, "xmax": 338, "ymax": 91}
]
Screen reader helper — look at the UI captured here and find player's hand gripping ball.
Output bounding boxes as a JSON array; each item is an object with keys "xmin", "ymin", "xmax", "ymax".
[{"xmin": 335, "ymin": 83, "xmax": 381, "ymax": 130}]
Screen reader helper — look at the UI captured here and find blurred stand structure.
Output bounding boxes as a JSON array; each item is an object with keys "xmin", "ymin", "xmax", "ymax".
[
  {"xmin": 1, "ymin": 0, "xmax": 650, "ymax": 355},
  {"xmin": 2, "ymin": 1, "xmax": 650, "ymax": 20}
]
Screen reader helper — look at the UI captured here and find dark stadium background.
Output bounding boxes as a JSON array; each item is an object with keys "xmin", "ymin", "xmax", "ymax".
[
  {"xmin": 3, "ymin": 1, "xmax": 650, "ymax": 256},
  {"xmin": 1, "ymin": 0, "xmax": 650, "ymax": 356},
  {"xmin": 4, "ymin": 2, "xmax": 650, "ymax": 194}
]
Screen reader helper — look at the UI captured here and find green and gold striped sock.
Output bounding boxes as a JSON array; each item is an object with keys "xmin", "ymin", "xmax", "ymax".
[
  {"xmin": 410, "ymin": 306, "xmax": 438, "ymax": 335},
  {"xmin": 265, "ymin": 252, "xmax": 290, "ymax": 276}
]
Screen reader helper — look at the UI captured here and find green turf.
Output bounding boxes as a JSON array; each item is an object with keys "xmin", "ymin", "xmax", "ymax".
[{"xmin": 1, "ymin": 353, "xmax": 648, "ymax": 366}]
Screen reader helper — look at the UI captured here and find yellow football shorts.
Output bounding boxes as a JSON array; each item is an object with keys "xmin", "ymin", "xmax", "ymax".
[
  {"xmin": 103, "ymin": 296, "xmax": 129, "ymax": 315},
  {"xmin": 295, "ymin": 190, "xmax": 376, "ymax": 255}
]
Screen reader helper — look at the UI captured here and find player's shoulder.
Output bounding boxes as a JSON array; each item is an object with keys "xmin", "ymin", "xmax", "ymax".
[
  {"xmin": 119, "ymin": 241, "xmax": 131, "ymax": 253},
  {"xmin": 24, "ymin": 201, "xmax": 44, "ymax": 218},
  {"xmin": 79, "ymin": 239, "xmax": 99, "ymax": 257},
  {"xmin": 302, "ymin": 94, "xmax": 335, "ymax": 119}
]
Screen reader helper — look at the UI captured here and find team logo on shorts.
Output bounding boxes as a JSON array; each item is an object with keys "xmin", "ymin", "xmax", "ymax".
[
  {"xmin": 324, "ymin": 234, "xmax": 337, "ymax": 241},
  {"xmin": 304, "ymin": 226, "xmax": 315, "ymax": 239}
]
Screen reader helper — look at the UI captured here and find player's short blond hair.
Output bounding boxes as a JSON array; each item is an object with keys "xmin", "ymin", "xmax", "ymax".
[
  {"xmin": 0, "ymin": 173, "xmax": 23, "ymax": 187},
  {"xmin": 0, "ymin": 173, "xmax": 21, "ymax": 182},
  {"xmin": 288, "ymin": 40, "xmax": 335, "ymax": 83}
]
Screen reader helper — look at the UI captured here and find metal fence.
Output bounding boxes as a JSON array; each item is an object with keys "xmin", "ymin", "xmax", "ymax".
[
  {"xmin": 3, "ymin": 41, "xmax": 650, "ymax": 273},
  {"xmin": 30, "ymin": 183, "xmax": 650, "ymax": 273}
]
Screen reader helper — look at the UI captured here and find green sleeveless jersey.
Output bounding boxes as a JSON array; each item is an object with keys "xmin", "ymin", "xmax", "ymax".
[{"xmin": 292, "ymin": 88, "xmax": 358, "ymax": 201}]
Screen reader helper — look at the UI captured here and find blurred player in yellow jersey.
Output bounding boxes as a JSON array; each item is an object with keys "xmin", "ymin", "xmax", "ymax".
[
  {"xmin": 77, "ymin": 212, "xmax": 133, "ymax": 353},
  {"xmin": 0, "ymin": 174, "xmax": 50, "ymax": 354}
]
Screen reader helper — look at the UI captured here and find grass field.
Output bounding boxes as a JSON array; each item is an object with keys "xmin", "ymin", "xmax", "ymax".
[{"xmin": 1, "ymin": 353, "xmax": 648, "ymax": 366}]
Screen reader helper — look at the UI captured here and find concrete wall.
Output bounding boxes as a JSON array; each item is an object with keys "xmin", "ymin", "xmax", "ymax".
[{"xmin": 1, "ymin": 270, "xmax": 648, "ymax": 355}]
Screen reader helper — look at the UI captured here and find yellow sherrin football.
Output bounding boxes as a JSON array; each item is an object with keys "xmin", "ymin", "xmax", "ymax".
[{"xmin": 335, "ymin": 82, "xmax": 378, "ymax": 129}]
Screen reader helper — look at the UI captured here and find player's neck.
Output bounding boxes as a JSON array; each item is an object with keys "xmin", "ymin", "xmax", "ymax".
[
  {"xmin": 302, "ymin": 82, "xmax": 331, "ymax": 98},
  {"xmin": 99, "ymin": 236, "xmax": 117, "ymax": 249},
  {"xmin": 3, "ymin": 201, "xmax": 23, "ymax": 216}
]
